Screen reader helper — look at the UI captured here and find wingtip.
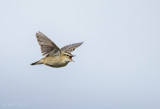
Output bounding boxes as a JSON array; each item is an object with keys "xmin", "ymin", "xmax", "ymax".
[
  {"xmin": 36, "ymin": 31, "xmax": 44, "ymax": 37},
  {"xmin": 80, "ymin": 42, "xmax": 84, "ymax": 45},
  {"xmin": 36, "ymin": 31, "xmax": 40, "ymax": 35},
  {"xmin": 36, "ymin": 31, "xmax": 40, "ymax": 34}
]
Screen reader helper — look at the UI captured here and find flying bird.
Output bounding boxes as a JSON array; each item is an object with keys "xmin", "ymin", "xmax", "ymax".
[{"xmin": 31, "ymin": 31, "xmax": 83, "ymax": 68}]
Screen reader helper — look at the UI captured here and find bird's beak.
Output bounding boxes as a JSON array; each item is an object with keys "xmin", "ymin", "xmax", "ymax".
[
  {"xmin": 70, "ymin": 58, "xmax": 74, "ymax": 62},
  {"xmin": 69, "ymin": 56, "xmax": 74, "ymax": 62}
]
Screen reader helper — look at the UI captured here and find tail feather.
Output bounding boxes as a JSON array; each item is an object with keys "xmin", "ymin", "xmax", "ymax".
[
  {"xmin": 31, "ymin": 61, "xmax": 39, "ymax": 65},
  {"xmin": 31, "ymin": 59, "xmax": 43, "ymax": 65}
]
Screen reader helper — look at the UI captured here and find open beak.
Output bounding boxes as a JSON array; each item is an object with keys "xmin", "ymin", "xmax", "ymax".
[
  {"xmin": 70, "ymin": 58, "xmax": 74, "ymax": 62},
  {"xmin": 70, "ymin": 56, "xmax": 74, "ymax": 62}
]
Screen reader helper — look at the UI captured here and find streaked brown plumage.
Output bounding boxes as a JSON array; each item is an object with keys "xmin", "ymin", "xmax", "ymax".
[{"xmin": 31, "ymin": 31, "xmax": 83, "ymax": 68}]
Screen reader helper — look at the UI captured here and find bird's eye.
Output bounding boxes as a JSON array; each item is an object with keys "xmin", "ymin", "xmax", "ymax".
[{"xmin": 66, "ymin": 54, "xmax": 69, "ymax": 57}]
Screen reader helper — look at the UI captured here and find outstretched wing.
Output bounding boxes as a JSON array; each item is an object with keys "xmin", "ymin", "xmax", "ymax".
[
  {"xmin": 61, "ymin": 42, "xmax": 83, "ymax": 53},
  {"xmin": 36, "ymin": 31, "xmax": 60, "ymax": 56}
]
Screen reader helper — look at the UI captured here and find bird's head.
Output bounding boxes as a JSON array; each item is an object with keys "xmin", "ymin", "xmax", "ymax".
[{"xmin": 62, "ymin": 51, "xmax": 75, "ymax": 62}]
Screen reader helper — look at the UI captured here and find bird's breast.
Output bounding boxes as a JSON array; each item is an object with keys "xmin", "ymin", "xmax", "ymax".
[{"xmin": 43, "ymin": 56, "xmax": 69, "ymax": 67}]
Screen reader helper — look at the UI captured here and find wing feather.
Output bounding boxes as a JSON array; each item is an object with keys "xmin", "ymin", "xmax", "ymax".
[
  {"xmin": 36, "ymin": 31, "xmax": 60, "ymax": 56},
  {"xmin": 61, "ymin": 42, "xmax": 83, "ymax": 53}
]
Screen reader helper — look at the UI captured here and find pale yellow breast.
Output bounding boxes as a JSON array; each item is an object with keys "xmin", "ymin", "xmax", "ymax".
[{"xmin": 43, "ymin": 56, "xmax": 69, "ymax": 67}]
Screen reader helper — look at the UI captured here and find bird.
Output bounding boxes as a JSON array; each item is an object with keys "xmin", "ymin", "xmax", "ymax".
[{"xmin": 31, "ymin": 31, "xmax": 83, "ymax": 68}]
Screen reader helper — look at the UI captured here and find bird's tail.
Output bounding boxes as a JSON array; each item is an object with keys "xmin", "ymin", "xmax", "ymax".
[{"xmin": 31, "ymin": 59, "xmax": 43, "ymax": 65}]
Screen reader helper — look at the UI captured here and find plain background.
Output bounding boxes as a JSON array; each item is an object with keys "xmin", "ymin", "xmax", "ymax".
[{"xmin": 0, "ymin": 0, "xmax": 160, "ymax": 109}]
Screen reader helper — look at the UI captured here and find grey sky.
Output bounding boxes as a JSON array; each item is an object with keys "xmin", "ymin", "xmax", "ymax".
[{"xmin": 0, "ymin": 0, "xmax": 160, "ymax": 109}]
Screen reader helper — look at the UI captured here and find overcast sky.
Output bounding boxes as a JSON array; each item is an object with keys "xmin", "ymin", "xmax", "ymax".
[{"xmin": 0, "ymin": 0, "xmax": 160, "ymax": 109}]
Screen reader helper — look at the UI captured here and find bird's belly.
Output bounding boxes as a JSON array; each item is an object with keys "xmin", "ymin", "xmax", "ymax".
[
  {"xmin": 43, "ymin": 57, "xmax": 69, "ymax": 68},
  {"xmin": 45, "ymin": 62, "xmax": 69, "ymax": 68}
]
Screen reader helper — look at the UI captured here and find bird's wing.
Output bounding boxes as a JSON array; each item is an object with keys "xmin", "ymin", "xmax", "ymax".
[
  {"xmin": 61, "ymin": 42, "xmax": 83, "ymax": 53},
  {"xmin": 36, "ymin": 31, "xmax": 60, "ymax": 56}
]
